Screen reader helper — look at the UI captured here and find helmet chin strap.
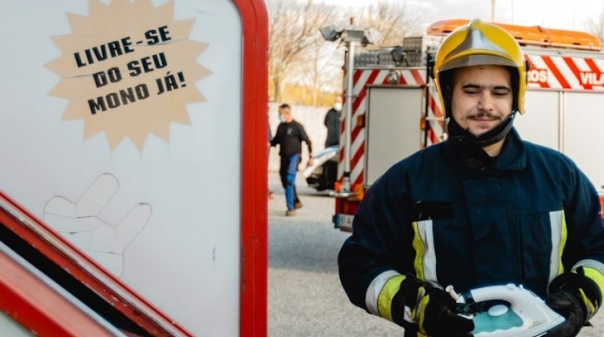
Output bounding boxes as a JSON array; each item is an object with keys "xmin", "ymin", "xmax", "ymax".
[{"xmin": 446, "ymin": 112, "xmax": 516, "ymax": 147}]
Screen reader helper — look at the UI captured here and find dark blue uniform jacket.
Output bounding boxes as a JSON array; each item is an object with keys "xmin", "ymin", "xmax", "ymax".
[{"xmin": 339, "ymin": 128, "xmax": 604, "ymax": 310}]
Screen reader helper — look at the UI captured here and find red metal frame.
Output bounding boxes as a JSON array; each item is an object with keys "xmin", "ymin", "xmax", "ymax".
[
  {"xmin": 0, "ymin": 191, "xmax": 194, "ymax": 336},
  {"xmin": 235, "ymin": 0, "xmax": 269, "ymax": 337},
  {"xmin": 0, "ymin": 245, "xmax": 118, "ymax": 337}
]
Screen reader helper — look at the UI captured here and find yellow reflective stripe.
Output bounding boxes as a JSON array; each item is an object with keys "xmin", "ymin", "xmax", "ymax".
[
  {"xmin": 412, "ymin": 220, "xmax": 437, "ymax": 281},
  {"xmin": 416, "ymin": 291, "xmax": 430, "ymax": 335},
  {"xmin": 377, "ymin": 275, "xmax": 405, "ymax": 322},
  {"xmin": 412, "ymin": 222, "xmax": 425, "ymax": 280},
  {"xmin": 578, "ymin": 288, "xmax": 596, "ymax": 319},
  {"xmin": 583, "ymin": 266, "xmax": 604, "ymax": 296},
  {"xmin": 366, "ymin": 270, "xmax": 402, "ymax": 316},
  {"xmin": 410, "ymin": 287, "xmax": 429, "ymax": 337},
  {"xmin": 559, "ymin": 212, "xmax": 568, "ymax": 275},
  {"xmin": 549, "ymin": 211, "xmax": 567, "ymax": 281},
  {"xmin": 583, "ymin": 266, "xmax": 604, "ymax": 318}
]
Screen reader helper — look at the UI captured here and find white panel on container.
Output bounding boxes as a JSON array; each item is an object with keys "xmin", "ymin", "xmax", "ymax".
[
  {"xmin": 565, "ymin": 92, "xmax": 604, "ymax": 191},
  {"xmin": 365, "ymin": 87, "xmax": 423, "ymax": 186},
  {"xmin": 514, "ymin": 90, "xmax": 560, "ymax": 151}
]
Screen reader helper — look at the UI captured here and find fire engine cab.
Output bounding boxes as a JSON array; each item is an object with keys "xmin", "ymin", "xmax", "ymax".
[{"xmin": 334, "ymin": 19, "xmax": 604, "ymax": 231}]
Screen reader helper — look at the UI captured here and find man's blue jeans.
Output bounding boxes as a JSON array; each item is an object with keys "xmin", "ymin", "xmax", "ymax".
[{"xmin": 279, "ymin": 154, "xmax": 300, "ymax": 210}]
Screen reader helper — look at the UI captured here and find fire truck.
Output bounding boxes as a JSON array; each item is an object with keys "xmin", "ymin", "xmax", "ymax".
[{"xmin": 333, "ymin": 19, "xmax": 604, "ymax": 231}]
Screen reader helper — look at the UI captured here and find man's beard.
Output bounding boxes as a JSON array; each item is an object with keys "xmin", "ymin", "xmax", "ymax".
[{"xmin": 447, "ymin": 112, "xmax": 516, "ymax": 147}]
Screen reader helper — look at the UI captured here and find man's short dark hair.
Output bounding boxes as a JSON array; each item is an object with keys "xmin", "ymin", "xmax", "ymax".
[{"xmin": 279, "ymin": 103, "xmax": 291, "ymax": 110}]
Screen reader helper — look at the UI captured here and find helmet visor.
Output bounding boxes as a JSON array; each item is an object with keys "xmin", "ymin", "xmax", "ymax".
[{"xmin": 439, "ymin": 54, "xmax": 519, "ymax": 73}]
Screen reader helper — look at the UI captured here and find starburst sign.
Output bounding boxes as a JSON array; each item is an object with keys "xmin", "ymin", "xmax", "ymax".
[{"xmin": 46, "ymin": 0, "xmax": 211, "ymax": 150}]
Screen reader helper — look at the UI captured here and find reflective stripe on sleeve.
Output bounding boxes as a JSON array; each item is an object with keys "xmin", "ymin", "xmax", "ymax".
[
  {"xmin": 365, "ymin": 270, "xmax": 402, "ymax": 317},
  {"xmin": 581, "ymin": 265, "xmax": 604, "ymax": 318},
  {"xmin": 574, "ymin": 259, "xmax": 604, "ymax": 278},
  {"xmin": 574, "ymin": 260, "xmax": 604, "ymax": 300}
]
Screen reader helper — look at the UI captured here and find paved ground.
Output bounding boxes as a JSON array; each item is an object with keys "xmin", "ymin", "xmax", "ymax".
[{"xmin": 267, "ymin": 171, "xmax": 603, "ymax": 337}]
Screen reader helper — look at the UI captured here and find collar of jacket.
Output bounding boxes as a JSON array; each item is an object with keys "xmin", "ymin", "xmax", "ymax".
[{"xmin": 442, "ymin": 127, "xmax": 527, "ymax": 175}]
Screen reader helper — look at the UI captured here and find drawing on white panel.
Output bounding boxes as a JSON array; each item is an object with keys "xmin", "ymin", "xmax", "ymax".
[{"xmin": 44, "ymin": 173, "xmax": 151, "ymax": 276}]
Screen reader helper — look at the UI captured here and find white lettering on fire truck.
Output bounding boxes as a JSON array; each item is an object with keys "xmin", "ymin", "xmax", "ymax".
[
  {"xmin": 528, "ymin": 69, "xmax": 548, "ymax": 84},
  {"xmin": 580, "ymin": 72, "xmax": 604, "ymax": 86}
]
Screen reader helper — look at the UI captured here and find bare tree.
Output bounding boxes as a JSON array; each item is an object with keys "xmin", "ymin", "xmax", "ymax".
[
  {"xmin": 585, "ymin": 9, "xmax": 604, "ymax": 47},
  {"xmin": 267, "ymin": 0, "xmax": 429, "ymax": 104},
  {"xmin": 300, "ymin": 1, "xmax": 428, "ymax": 103},
  {"xmin": 357, "ymin": 1, "xmax": 426, "ymax": 47},
  {"xmin": 291, "ymin": 45, "xmax": 324, "ymax": 105},
  {"xmin": 290, "ymin": 33, "xmax": 345, "ymax": 105},
  {"xmin": 267, "ymin": 0, "xmax": 339, "ymax": 102}
]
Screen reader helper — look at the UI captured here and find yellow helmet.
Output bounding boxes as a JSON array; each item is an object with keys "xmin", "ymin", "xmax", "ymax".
[{"xmin": 433, "ymin": 19, "xmax": 528, "ymax": 116}]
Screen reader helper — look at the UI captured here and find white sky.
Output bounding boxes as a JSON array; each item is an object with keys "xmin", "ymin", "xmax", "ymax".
[{"xmin": 322, "ymin": 0, "xmax": 603, "ymax": 31}]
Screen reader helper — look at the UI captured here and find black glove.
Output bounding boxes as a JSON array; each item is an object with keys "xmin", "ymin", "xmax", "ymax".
[
  {"xmin": 545, "ymin": 291, "xmax": 585, "ymax": 337},
  {"xmin": 392, "ymin": 275, "xmax": 474, "ymax": 337},
  {"xmin": 545, "ymin": 268, "xmax": 601, "ymax": 337}
]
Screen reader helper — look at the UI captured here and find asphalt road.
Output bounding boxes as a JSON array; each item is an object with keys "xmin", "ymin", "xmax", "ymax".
[{"xmin": 267, "ymin": 172, "xmax": 603, "ymax": 337}]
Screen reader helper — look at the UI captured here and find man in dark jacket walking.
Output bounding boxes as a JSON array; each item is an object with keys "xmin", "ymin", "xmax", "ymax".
[{"xmin": 271, "ymin": 103, "xmax": 314, "ymax": 216}]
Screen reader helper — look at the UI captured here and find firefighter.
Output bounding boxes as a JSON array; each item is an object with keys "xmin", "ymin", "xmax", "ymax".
[{"xmin": 338, "ymin": 19, "xmax": 604, "ymax": 337}]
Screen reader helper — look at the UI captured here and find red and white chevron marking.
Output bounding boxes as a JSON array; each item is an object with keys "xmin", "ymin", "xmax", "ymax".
[
  {"xmin": 339, "ymin": 54, "xmax": 604, "ymax": 188},
  {"xmin": 339, "ymin": 68, "xmax": 445, "ymax": 185},
  {"xmin": 526, "ymin": 54, "xmax": 604, "ymax": 90}
]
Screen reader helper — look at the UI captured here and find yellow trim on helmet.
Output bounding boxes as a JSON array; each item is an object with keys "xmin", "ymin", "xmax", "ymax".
[{"xmin": 433, "ymin": 19, "xmax": 528, "ymax": 117}]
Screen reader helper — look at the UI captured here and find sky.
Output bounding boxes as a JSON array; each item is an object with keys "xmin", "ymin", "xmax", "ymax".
[{"xmin": 322, "ymin": 0, "xmax": 604, "ymax": 32}]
